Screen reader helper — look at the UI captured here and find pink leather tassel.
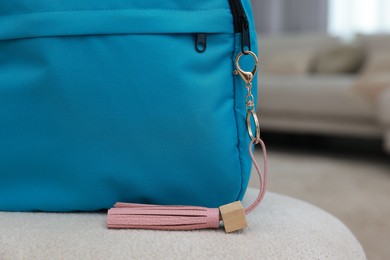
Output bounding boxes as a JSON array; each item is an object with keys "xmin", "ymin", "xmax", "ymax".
[
  {"xmin": 107, "ymin": 203, "xmax": 220, "ymax": 230},
  {"xmin": 107, "ymin": 138, "xmax": 267, "ymax": 232}
]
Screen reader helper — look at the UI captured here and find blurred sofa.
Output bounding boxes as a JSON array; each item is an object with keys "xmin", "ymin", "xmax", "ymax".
[{"xmin": 256, "ymin": 33, "xmax": 390, "ymax": 153}]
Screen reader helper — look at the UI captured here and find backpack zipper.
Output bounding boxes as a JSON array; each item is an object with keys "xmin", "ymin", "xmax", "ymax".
[
  {"xmin": 228, "ymin": 0, "xmax": 251, "ymax": 53},
  {"xmin": 195, "ymin": 0, "xmax": 250, "ymax": 54}
]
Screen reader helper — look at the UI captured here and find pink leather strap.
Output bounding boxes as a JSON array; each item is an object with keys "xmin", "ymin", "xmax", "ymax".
[{"xmin": 245, "ymin": 138, "xmax": 268, "ymax": 215}]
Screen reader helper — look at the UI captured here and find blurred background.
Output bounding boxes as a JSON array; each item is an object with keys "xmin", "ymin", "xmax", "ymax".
[{"xmin": 249, "ymin": 0, "xmax": 390, "ymax": 259}]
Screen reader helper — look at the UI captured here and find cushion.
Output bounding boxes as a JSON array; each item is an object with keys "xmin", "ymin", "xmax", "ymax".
[
  {"xmin": 354, "ymin": 74, "xmax": 390, "ymax": 102},
  {"xmin": 258, "ymin": 75, "xmax": 375, "ymax": 120},
  {"xmin": 258, "ymin": 33, "xmax": 340, "ymax": 51},
  {"xmin": 258, "ymin": 34, "xmax": 341, "ymax": 75},
  {"xmin": 354, "ymin": 47, "xmax": 390, "ymax": 101},
  {"xmin": 312, "ymin": 44, "xmax": 365, "ymax": 74},
  {"xmin": 363, "ymin": 52, "xmax": 390, "ymax": 74},
  {"xmin": 262, "ymin": 50, "xmax": 314, "ymax": 75},
  {"xmin": 357, "ymin": 33, "xmax": 390, "ymax": 52},
  {"xmin": 0, "ymin": 190, "xmax": 366, "ymax": 259},
  {"xmin": 378, "ymin": 88, "xmax": 390, "ymax": 125},
  {"xmin": 357, "ymin": 34, "xmax": 390, "ymax": 74}
]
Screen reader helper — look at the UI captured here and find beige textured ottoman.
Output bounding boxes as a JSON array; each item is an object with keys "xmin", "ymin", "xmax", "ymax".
[{"xmin": 0, "ymin": 189, "xmax": 365, "ymax": 259}]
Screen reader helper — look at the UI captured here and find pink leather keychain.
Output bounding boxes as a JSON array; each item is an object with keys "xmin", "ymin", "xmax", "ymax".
[{"xmin": 107, "ymin": 51, "xmax": 267, "ymax": 233}]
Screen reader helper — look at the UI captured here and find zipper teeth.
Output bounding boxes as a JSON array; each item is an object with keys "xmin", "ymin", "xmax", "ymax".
[
  {"xmin": 228, "ymin": 0, "xmax": 251, "ymax": 52},
  {"xmin": 228, "ymin": 0, "xmax": 240, "ymax": 32},
  {"xmin": 230, "ymin": 0, "xmax": 248, "ymax": 32},
  {"xmin": 235, "ymin": 0, "xmax": 246, "ymax": 19}
]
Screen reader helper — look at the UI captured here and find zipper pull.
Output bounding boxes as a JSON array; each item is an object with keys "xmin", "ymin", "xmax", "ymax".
[
  {"xmin": 229, "ymin": 0, "xmax": 251, "ymax": 54},
  {"xmin": 240, "ymin": 15, "xmax": 251, "ymax": 53},
  {"xmin": 195, "ymin": 33, "xmax": 207, "ymax": 53}
]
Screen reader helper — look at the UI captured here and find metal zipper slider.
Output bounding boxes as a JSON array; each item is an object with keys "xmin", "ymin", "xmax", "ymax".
[
  {"xmin": 229, "ymin": 0, "xmax": 252, "ymax": 54},
  {"xmin": 240, "ymin": 15, "xmax": 251, "ymax": 53}
]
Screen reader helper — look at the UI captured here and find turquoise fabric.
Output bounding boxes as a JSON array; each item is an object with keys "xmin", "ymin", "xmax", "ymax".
[{"xmin": 0, "ymin": 0, "xmax": 258, "ymax": 211}]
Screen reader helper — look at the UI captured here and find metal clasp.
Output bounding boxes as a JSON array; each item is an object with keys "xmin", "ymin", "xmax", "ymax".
[
  {"xmin": 234, "ymin": 51, "xmax": 258, "ymax": 84},
  {"xmin": 234, "ymin": 51, "xmax": 261, "ymax": 143}
]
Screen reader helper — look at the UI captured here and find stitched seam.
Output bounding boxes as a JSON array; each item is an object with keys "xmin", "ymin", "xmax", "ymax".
[
  {"xmin": 231, "ymin": 34, "xmax": 245, "ymax": 202},
  {"xmin": 1, "ymin": 7, "xmax": 230, "ymax": 17}
]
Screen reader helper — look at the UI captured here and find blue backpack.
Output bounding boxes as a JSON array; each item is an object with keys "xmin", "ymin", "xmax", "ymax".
[{"xmin": 0, "ymin": 0, "xmax": 259, "ymax": 212}]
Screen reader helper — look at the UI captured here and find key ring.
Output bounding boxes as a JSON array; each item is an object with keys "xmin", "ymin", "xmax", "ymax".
[{"xmin": 247, "ymin": 110, "xmax": 260, "ymax": 143}]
